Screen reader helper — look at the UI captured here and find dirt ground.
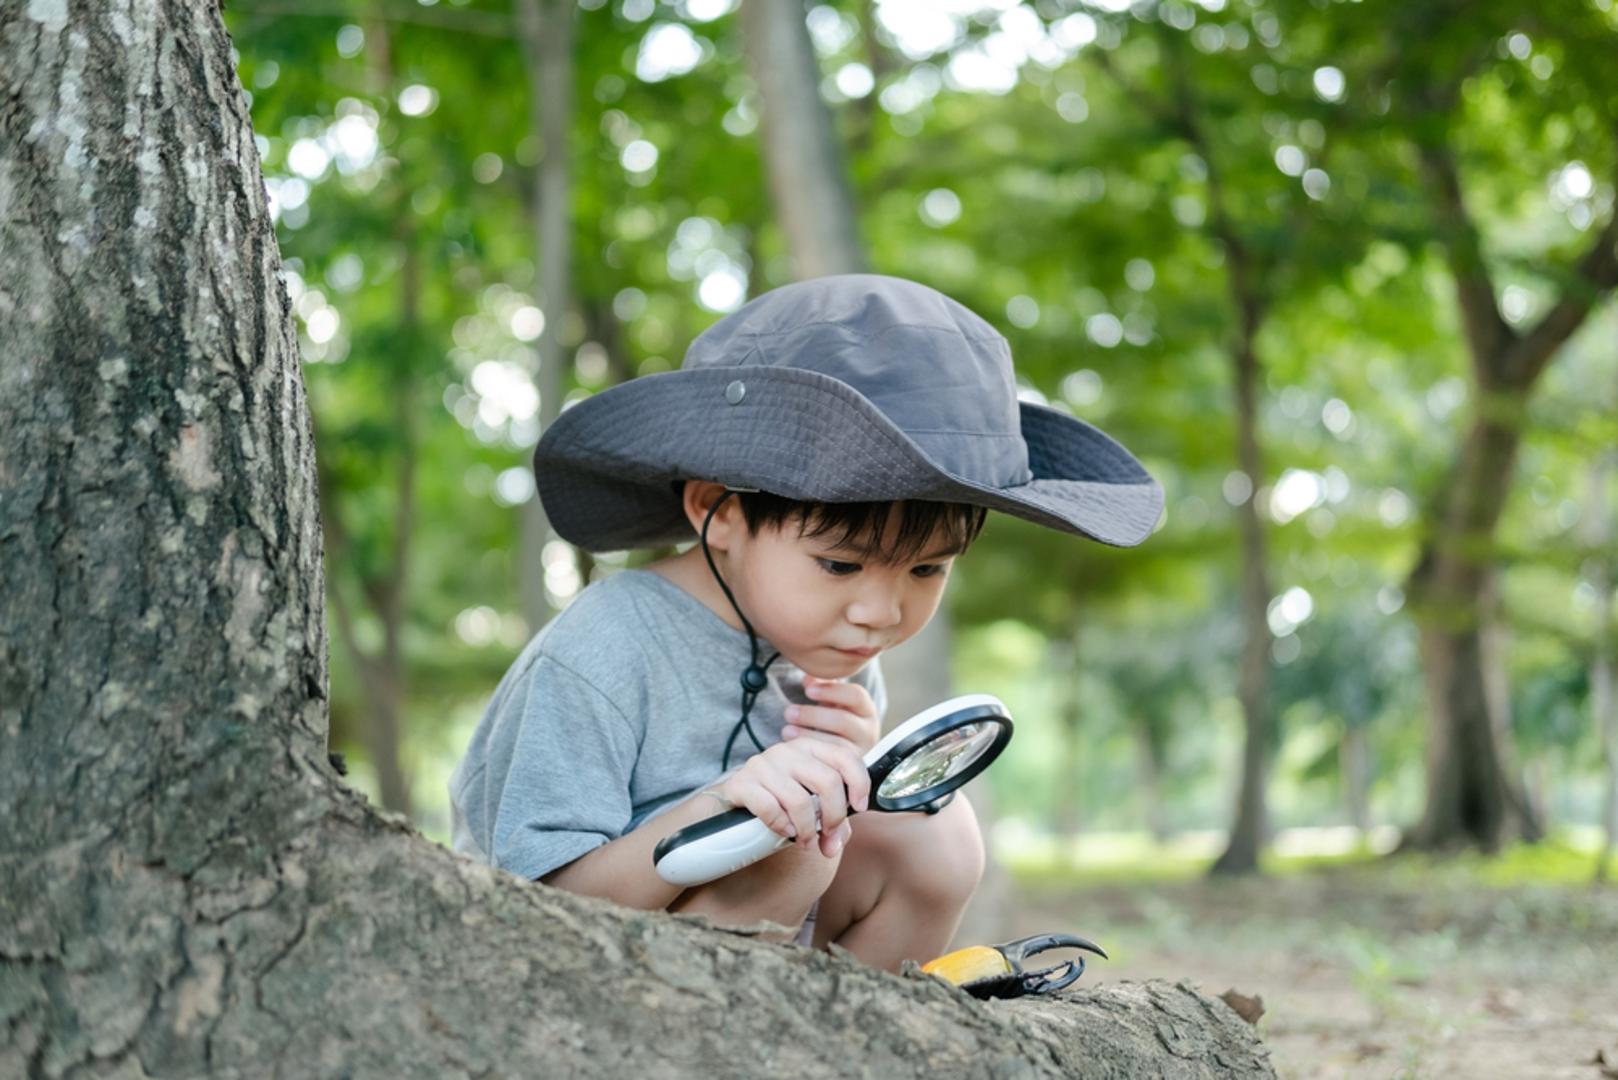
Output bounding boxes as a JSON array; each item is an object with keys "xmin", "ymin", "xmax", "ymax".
[{"xmin": 1007, "ymin": 867, "xmax": 1618, "ymax": 1079}]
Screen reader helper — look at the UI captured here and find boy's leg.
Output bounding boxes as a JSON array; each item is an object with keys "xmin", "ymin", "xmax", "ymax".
[
  {"xmin": 667, "ymin": 834, "xmax": 844, "ymax": 941},
  {"xmin": 811, "ymin": 792, "xmax": 985, "ymax": 972}
]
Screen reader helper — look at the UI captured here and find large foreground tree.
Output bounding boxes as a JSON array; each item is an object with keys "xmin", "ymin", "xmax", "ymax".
[{"xmin": 0, "ymin": 3, "xmax": 1272, "ymax": 1075}]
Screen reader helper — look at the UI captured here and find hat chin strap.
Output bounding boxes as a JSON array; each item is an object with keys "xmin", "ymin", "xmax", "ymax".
[{"xmin": 700, "ymin": 490, "xmax": 782, "ymax": 771}]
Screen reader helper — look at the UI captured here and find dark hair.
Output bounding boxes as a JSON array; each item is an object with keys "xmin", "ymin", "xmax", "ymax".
[{"xmin": 734, "ymin": 491, "xmax": 987, "ymax": 567}]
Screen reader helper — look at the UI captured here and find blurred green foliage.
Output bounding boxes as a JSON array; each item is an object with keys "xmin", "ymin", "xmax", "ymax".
[{"xmin": 225, "ymin": 0, "xmax": 1618, "ymax": 851}]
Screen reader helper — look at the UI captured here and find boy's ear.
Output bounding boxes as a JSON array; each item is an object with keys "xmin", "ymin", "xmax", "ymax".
[{"xmin": 680, "ymin": 480, "xmax": 744, "ymax": 550}]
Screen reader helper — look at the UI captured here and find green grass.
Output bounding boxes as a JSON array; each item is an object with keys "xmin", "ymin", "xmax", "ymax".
[{"xmin": 1004, "ymin": 829, "xmax": 1608, "ymax": 890}]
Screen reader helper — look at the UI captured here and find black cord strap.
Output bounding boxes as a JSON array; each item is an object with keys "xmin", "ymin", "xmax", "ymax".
[{"xmin": 700, "ymin": 491, "xmax": 780, "ymax": 770}]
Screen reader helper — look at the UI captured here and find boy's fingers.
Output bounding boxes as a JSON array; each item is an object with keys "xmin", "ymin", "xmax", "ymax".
[
  {"xmin": 768, "ymin": 759, "xmax": 826, "ymax": 847},
  {"xmin": 789, "ymin": 757, "xmax": 849, "ymax": 833},
  {"xmin": 818, "ymin": 819, "xmax": 852, "ymax": 858},
  {"xmin": 742, "ymin": 761, "xmax": 806, "ymax": 841},
  {"xmin": 781, "ymin": 727, "xmax": 857, "ymax": 750},
  {"xmin": 786, "ymin": 704, "xmax": 879, "ymax": 751},
  {"xmin": 771, "ymin": 734, "xmax": 869, "ymax": 815},
  {"xmin": 733, "ymin": 779, "xmax": 795, "ymax": 840},
  {"xmin": 784, "ymin": 705, "xmax": 858, "ymax": 740},
  {"xmin": 803, "ymin": 678, "xmax": 872, "ymax": 711},
  {"xmin": 806, "ymin": 739, "xmax": 869, "ymax": 815}
]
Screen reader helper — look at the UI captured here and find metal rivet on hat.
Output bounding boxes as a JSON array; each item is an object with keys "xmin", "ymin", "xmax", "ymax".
[{"xmin": 724, "ymin": 380, "xmax": 747, "ymax": 405}]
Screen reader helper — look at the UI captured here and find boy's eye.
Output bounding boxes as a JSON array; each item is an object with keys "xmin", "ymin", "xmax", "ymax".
[{"xmin": 816, "ymin": 558, "xmax": 948, "ymax": 579}]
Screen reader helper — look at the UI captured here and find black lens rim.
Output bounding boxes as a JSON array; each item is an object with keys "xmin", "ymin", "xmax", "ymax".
[{"xmin": 867, "ymin": 702, "xmax": 1013, "ymax": 812}]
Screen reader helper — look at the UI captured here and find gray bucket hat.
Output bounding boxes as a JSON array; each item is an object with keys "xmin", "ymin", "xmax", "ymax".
[{"xmin": 534, "ymin": 273, "xmax": 1163, "ymax": 552}]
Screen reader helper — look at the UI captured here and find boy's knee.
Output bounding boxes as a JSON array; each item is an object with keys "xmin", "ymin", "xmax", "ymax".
[
  {"xmin": 901, "ymin": 792, "xmax": 985, "ymax": 908},
  {"xmin": 671, "ymin": 836, "xmax": 843, "ymax": 930}
]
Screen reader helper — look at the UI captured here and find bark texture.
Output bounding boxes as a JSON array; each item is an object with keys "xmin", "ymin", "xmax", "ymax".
[{"xmin": 0, "ymin": 3, "xmax": 1274, "ymax": 1076}]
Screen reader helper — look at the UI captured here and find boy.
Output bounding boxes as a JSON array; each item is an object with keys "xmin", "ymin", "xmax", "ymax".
[{"xmin": 448, "ymin": 274, "xmax": 1161, "ymax": 973}]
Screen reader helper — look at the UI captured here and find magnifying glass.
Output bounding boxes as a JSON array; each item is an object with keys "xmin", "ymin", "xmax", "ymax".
[{"xmin": 653, "ymin": 693, "xmax": 1012, "ymax": 887}]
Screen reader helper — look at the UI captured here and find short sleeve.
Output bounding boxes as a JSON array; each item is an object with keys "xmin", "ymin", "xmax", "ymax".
[{"xmin": 480, "ymin": 654, "xmax": 642, "ymax": 882}]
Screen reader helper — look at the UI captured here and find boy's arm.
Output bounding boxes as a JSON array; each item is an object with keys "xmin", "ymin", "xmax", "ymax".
[
  {"xmin": 539, "ymin": 790, "xmax": 727, "ymax": 910},
  {"xmin": 545, "ymin": 737, "xmax": 869, "ymax": 909}
]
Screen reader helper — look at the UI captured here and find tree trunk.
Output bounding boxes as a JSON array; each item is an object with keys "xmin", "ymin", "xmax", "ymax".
[
  {"xmin": 1585, "ymin": 449, "xmax": 1616, "ymax": 881},
  {"xmin": 1050, "ymin": 636, "xmax": 1085, "ymax": 840},
  {"xmin": 0, "ymin": 4, "xmax": 1273, "ymax": 1074},
  {"xmin": 741, "ymin": 0, "xmax": 866, "ymax": 279},
  {"xmin": 1403, "ymin": 415, "xmax": 1540, "ymax": 850},
  {"xmin": 1211, "ymin": 322, "xmax": 1275, "ymax": 875},
  {"xmin": 1152, "ymin": 39, "xmax": 1275, "ymax": 877},
  {"xmin": 516, "ymin": 0, "xmax": 574, "ymax": 631},
  {"xmin": 1134, "ymin": 720, "xmax": 1171, "ymax": 844},
  {"xmin": 1397, "ymin": 118, "xmax": 1618, "ymax": 851},
  {"xmin": 1341, "ymin": 724, "xmax": 1371, "ymax": 837}
]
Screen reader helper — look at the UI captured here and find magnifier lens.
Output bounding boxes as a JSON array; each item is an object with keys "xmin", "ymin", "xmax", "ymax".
[{"xmin": 877, "ymin": 720, "xmax": 1003, "ymax": 800}]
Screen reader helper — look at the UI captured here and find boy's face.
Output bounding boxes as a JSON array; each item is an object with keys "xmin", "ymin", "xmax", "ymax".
[{"xmin": 717, "ymin": 505, "xmax": 963, "ymax": 679}]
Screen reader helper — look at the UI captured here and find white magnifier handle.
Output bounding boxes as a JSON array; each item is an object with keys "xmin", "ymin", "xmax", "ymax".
[{"xmin": 653, "ymin": 798, "xmax": 820, "ymax": 887}]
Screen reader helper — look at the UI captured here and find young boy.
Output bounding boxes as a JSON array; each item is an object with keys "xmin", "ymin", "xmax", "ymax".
[{"xmin": 448, "ymin": 274, "xmax": 1161, "ymax": 973}]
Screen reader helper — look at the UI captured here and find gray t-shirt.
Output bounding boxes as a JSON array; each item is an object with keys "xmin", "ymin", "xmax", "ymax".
[{"xmin": 447, "ymin": 567, "xmax": 887, "ymax": 882}]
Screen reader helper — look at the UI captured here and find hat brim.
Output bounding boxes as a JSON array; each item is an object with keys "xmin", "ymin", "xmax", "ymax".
[{"xmin": 534, "ymin": 366, "xmax": 1163, "ymax": 552}]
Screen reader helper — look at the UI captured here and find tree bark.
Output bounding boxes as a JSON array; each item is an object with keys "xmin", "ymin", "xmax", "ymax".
[{"xmin": 0, "ymin": 3, "xmax": 1274, "ymax": 1075}]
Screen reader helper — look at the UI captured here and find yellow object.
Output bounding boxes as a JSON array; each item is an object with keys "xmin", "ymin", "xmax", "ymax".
[
  {"xmin": 921, "ymin": 945, "xmax": 1014, "ymax": 986},
  {"xmin": 919, "ymin": 933, "xmax": 1107, "ymax": 1000}
]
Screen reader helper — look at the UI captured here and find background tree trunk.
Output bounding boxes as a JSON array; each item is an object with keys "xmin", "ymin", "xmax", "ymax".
[
  {"xmin": 1341, "ymin": 724, "xmax": 1372, "ymax": 837},
  {"xmin": 1397, "ymin": 112, "xmax": 1618, "ymax": 850},
  {"xmin": 1050, "ymin": 633, "xmax": 1086, "ymax": 840},
  {"xmin": 1199, "ymin": 157, "xmax": 1273, "ymax": 878},
  {"xmin": 741, "ymin": 0, "xmax": 866, "ymax": 279},
  {"xmin": 1150, "ymin": 36, "xmax": 1275, "ymax": 876},
  {"xmin": 1212, "ymin": 320, "xmax": 1275, "ymax": 876},
  {"xmin": 1585, "ymin": 448, "xmax": 1617, "ymax": 880},
  {"xmin": 1135, "ymin": 720, "xmax": 1171, "ymax": 844},
  {"xmin": 1403, "ymin": 415, "xmax": 1539, "ymax": 850},
  {"xmin": 0, "ymin": 3, "xmax": 1273, "ymax": 1075},
  {"xmin": 308, "ymin": 16, "xmax": 421, "ymax": 818},
  {"xmin": 516, "ymin": 0, "xmax": 574, "ymax": 632}
]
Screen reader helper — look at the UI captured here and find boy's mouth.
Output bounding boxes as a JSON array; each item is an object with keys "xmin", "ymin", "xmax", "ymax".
[{"xmin": 833, "ymin": 645, "xmax": 881, "ymax": 658}]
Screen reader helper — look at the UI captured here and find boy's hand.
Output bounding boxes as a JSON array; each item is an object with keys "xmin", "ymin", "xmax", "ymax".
[
  {"xmin": 781, "ymin": 675, "xmax": 881, "ymax": 755},
  {"xmin": 713, "ymin": 738, "xmax": 870, "ymax": 857}
]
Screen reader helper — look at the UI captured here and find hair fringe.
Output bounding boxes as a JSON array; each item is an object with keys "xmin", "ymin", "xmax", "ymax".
[{"xmin": 735, "ymin": 492, "xmax": 987, "ymax": 566}]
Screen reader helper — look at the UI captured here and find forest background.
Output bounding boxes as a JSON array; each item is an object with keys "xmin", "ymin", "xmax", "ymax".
[{"xmin": 222, "ymin": 0, "xmax": 1617, "ymax": 1072}]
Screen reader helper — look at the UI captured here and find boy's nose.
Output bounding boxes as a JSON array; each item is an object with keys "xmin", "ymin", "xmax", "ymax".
[{"xmin": 848, "ymin": 588, "xmax": 903, "ymax": 630}]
